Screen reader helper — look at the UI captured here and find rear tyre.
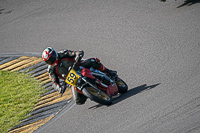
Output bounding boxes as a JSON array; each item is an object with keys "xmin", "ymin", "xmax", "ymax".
[
  {"xmin": 116, "ymin": 78, "xmax": 128, "ymax": 94},
  {"xmin": 82, "ymin": 86, "xmax": 113, "ymax": 105}
]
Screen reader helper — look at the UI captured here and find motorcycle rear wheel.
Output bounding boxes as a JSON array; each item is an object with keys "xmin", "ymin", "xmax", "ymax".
[
  {"xmin": 82, "ymin": 86, "xmax": 113, "ymax": 105},
  {"xmin": 116, "ymin": 78, "xmax": 128, "ymax": 94}
]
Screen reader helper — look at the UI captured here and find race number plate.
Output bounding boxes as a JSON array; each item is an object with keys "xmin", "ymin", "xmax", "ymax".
[{"xmin": 65, "ymin": 69, "xmax": 80, "ymax": 87}]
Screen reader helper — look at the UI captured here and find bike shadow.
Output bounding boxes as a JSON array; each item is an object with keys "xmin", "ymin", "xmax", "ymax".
[
  {"xmin": 88, "ymin": 83, "xmax": 160, "ymax": 109},
  {"xmin": 111, "ymin": 83, "xmax": 160, "ymax": 105},
  {"xmin": 177, "ymin": 0, "xmax": 200, "ymax": 8}
]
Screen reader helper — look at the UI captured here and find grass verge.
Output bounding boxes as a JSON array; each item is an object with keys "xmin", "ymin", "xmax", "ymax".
[{"xmin": 0, "ymin": 70, "xmax": 46, "ymax": 133}]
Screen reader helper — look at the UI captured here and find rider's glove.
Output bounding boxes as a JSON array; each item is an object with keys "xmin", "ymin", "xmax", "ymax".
[
  {"xmin": 76, "ymin": 50, "xmax": 84, "ymax": 61},
  {"xmin": 55, "ymin": 84, "xmax": 66, "ymax": 96},
  {"xmin": 57, "ymin": 86, "xmax": 62, "ymax": 93},
  {"xmin": 53, "ymin": 84, "xmax": 62, "ymax": 93}
]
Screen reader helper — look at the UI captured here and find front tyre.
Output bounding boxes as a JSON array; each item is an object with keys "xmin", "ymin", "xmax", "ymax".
[{"xmin": 82, "ymin": 86, "xmax": 113, "ymax": 105}]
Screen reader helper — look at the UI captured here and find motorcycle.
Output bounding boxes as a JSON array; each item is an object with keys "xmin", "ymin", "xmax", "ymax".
[{"xmin": 62, "ymin": 57, "xmax": 128, "ymax": 105}]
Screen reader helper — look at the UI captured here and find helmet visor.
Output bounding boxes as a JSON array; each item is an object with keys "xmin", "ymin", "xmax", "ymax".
[{"xmin": 45, "ymin": 50, "xmax": 58, "ymax": 65}]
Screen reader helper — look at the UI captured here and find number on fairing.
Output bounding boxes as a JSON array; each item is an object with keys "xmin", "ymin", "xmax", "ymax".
[
  {"xmin": 65, "ymin": 69, "xmax": 80, "ymax": 87},
  {"xmin": 67, "ymin": 73, "xmax": 76, "ymax": 84}
]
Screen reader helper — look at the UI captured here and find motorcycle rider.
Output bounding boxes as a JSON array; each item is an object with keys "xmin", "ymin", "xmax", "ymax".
[{"xmin": 42, "ymin": 47, "xmax": 117, "ymax": 105}]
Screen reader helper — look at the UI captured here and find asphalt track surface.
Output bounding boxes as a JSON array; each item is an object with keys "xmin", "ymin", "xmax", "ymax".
[{"xmin": 1, "ymin": 0, "xmax": 200, "ymax": 133}]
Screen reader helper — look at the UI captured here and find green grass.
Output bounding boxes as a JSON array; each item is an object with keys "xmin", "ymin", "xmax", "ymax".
[{"xmin": 0, "ymin": 70, "xmax": 46, "ymax": 133}]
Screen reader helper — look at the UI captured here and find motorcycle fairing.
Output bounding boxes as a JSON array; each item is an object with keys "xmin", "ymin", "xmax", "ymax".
[
  {"xmin": 106, "ymin": 83, "xmax": 118, "ymax": 96},
  {"xmin": 80, "ymin": 68, "xmax": 95, "ymax": 79}
]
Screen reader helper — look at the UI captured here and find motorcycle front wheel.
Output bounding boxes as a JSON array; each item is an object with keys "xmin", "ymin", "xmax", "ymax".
[{"xmin": 82, "ymin": 86, "xmax": 113, "ymax": 105}]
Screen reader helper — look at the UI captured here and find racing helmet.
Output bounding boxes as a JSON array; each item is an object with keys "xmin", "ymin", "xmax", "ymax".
[{"xmin": 42, "ymin": 47, "xmax": 58, "ymax": 66}]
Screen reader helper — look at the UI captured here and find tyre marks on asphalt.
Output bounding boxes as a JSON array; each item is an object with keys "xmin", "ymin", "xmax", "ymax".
[{"xmin": 0, "ymin": 55, "xmax": 72, "ymax": 133}]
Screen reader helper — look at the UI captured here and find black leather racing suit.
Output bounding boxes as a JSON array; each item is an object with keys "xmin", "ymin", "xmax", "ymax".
[{"xmin": 48, "ymin": 49, "xmax": 105, "ymax": 105}]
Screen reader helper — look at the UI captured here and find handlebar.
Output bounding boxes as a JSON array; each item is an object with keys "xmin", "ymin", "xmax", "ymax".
[{"xmin": 68, "ymin": 55, "xmax": 80, "ymax": 71}]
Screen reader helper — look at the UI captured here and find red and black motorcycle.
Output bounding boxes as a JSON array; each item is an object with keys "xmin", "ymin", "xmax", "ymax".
[{"xmin": 63, "ymin": 57, "xmax": 128, "ymax": 105}]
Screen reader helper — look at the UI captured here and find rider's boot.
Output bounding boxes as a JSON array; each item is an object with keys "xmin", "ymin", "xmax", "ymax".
[{"xmin": 98, "ymin": 64, "xmax": 117, "ymax": 80}]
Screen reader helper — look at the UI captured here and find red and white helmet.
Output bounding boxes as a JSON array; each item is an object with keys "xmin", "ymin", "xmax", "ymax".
[{"xmin": 42, "ymin": 47, "xmax": 58, "ymax": 66}]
